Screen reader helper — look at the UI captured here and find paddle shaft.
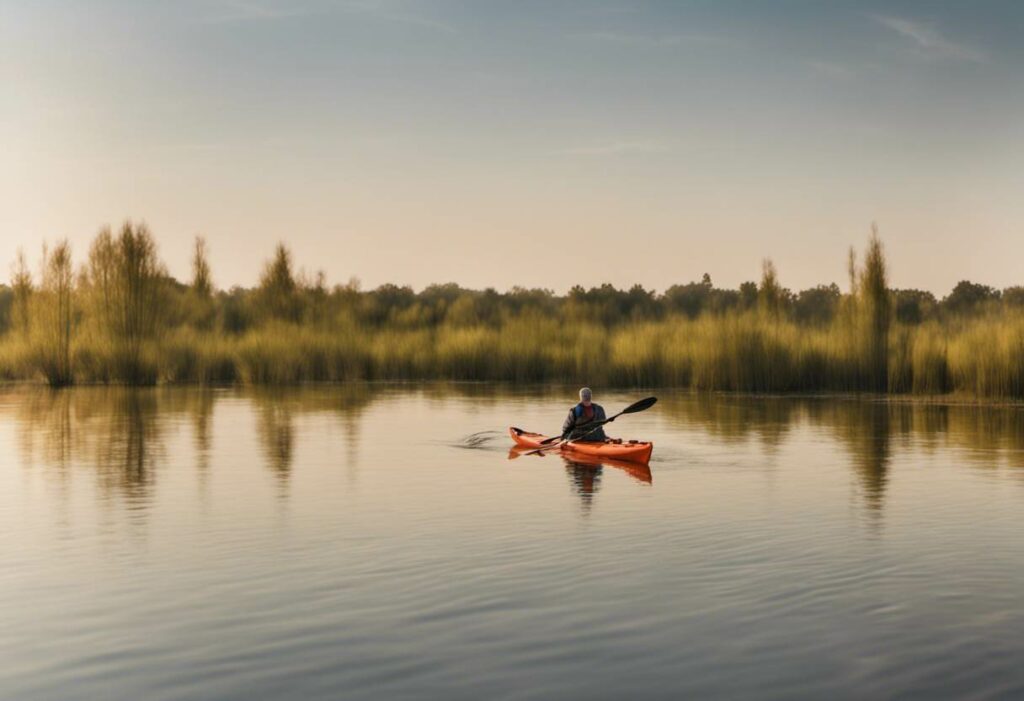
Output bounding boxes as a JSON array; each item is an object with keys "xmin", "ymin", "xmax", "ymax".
[
  {"xmin": 524, "ymin": 397, "xmax": 657, "ymax": 456},
  {"xmin": 538, "ymin": 396, "xmax": 657, "ymax": 445},
  {"xmin": 522, "ymin": 427, "xmax": 607, "ymax": 457}
]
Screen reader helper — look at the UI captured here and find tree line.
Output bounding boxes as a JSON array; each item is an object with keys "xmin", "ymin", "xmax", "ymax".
[{"xmin": 1, "ymin": 221, "xmax": 1023, "ymax": 395}]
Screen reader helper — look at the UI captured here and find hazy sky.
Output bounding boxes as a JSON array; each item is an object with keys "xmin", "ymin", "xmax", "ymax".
[{"xmin": 2, "ymin": 0, "xmax": 1022, "ymax": 294}]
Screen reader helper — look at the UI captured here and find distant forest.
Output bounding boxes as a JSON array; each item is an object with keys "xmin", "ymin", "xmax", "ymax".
[
  {"xmin": 1, "ymin": 235, "xmax": 1019, "ymax": 335},
  {"xmin": 3, "ymin": 221, "xmax": 1024, "ymax": 397}
]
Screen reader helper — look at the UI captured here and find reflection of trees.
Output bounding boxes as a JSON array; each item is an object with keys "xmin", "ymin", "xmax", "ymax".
[
  {"xmin": 658, "ymin": 393, "xmax": 795, "ymax": 451},
  {"xmin": 190, "ymin": 390, "xmax": 216, "ymax": 475},
  {"xmin": 99, "ymin": 390, "xmax": 161, "ymax": 498},
  {"xmin": 329, "ymin": 384, "xmax": 371, "ymax": 483},
  {"xmin": 8, "ymin": 385, "xmax": 380, "ymax": 506},
  {"xmin": 250, "ymin": 385, "xmax": 376, "ymax": 492},
  {"xmin": 816, "ymin": 401, "xmax": 892, "ymax": 512},
  {"xmin": 12, "ymin": 382, "xmax": 1024, "ymax": 521},
  {"xmin": 254, "ymin": 390, "xmax": 295, "ymax": 489},
  {"xmin": 17, "ymin": 390, "xmax": 74, "ymax": 471},
  {"xmin": 661, "ymin": 394, "xmax": 963, "ymax": 515},
  {"xmin": 944, "ymin": 405, "xmax": 1024, "ymax": 469},
  {"xmin": 15, "ymin": 388, "xmax": 162, "ymax": 501},
  {"xmin": 678, "ymin": 394, "xmax": 1024, "ymax": 511},
  {"xmin": 816, "ymin": 400, "xmax": 1024, "ymax": 508}
]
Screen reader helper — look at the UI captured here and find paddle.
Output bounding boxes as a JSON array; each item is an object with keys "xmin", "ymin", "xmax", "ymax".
[
  {"xmin": 538, "ymin": 395, "xmax": 658, "ymax": 445},
  {"xmin": 523, "ymin": 396, "xmax": 658, "ymax": 456}
]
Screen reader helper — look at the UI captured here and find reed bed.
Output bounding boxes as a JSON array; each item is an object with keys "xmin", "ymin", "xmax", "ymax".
[
  {"xmin": 1, "ymin": 312, "xmax": 1023, "ymax": 398},
  {"xmin": 3, "ymin": 221, "xmax": 1024, "ymax": 398}
]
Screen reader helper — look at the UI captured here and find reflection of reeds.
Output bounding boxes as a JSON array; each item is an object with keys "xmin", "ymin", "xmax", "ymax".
[
  {"xmin": 658, "ymin": 392, "xmax": 1024, "ymax": 511},
  {"xmin": 18, "ymin": 390, "xmax": 75, "ymax": 469},
  {"xmin": 255, "ymin": 390, "xmax": 294, "ymax": 481},
  {"xmin": 8, "ymin": 384, "xmax": 1024, "ymax": 521},
  {"xmin": 836, "ymin": 402, "xmax": 891, "ymax": 512},
  {"xmin": 248, "ymin": 386, "xmax": 376, "ymax": 488},
  {"xmin": 14, "ymin": 388, "xmax": 162, "ymax": 498},
  {"xmin": 5, "ymin": 385, "xmax": 377, "ymax": 505}
]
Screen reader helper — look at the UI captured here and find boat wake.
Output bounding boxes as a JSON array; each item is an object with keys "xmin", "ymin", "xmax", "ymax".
[{"xmin": 453, "ymin": 430, "xmax": 505, "ymax": 450}]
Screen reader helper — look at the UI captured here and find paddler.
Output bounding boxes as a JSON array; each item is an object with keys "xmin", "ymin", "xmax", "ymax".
[{"xmin": 561, "ymin": 387, "xmax": 610, "ymax": 442}]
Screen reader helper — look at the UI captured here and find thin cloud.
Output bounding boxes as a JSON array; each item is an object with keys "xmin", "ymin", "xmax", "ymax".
[
  {"xmin": 558, "ymin": 141, "xmax": 665, "ymax": 157},
  {"xmin": 572, "ymin": 31, "xmax": 732, "ymax": 49},
  {"xmin": 583, "ymin": 4, "xmax": 641, "ymax": 16},
  {"xmin": 343, "ymin": 0, "xmax": 457, "ymax": 33},
  {"xmin": 872, "ymin": 14, "xmax": 986, "ymax": 63},
  {"xmin": 806, "ymin": 60, "xmax": 856, "ymax": 80},
  {"xmin": 203, "ymin": 0, "xmax": 311, "ymax": 23},
  {"xmin": 202, "ymin": 0, "xmax": 456, "ymax": 32}
]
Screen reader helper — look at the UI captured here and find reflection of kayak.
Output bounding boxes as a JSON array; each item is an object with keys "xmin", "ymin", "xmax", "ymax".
[
  {"xmin": 509, "ymin": 427, "xmax": 653, "ymax": 464},
  {"xmin": 509, "ymin": 446, "xmax": 653, "ymax": 483},
  {"xmin": 557, "ymin": 452, "xmax": 653, "ymax": 485},
  {"xmin": 507, "ymin": 447, "xmax": 652, "ymax": 485}
]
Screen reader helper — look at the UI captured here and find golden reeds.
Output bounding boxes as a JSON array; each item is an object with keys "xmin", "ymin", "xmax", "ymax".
[{"xmin": 2, "ymin": 222, "xmax": 1023, "ymax": 397}]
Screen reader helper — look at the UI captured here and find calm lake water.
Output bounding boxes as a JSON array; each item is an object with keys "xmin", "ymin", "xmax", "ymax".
[{"xmin": 3, "ymin": 385, "xmax": 1024, "ymax": 700}]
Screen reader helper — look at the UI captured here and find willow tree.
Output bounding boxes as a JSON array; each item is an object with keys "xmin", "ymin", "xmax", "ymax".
[
  {"xmin": 85, "ymin": 222, "xmax": 167, "ymax": 384},
  {"xmin": 188, "ymin": 236, "xmax": 215, "ymax": 330},
  {"xmin": 36, "ymin": 241, "xmax": 75, "ymax": 386},
  {"xmin": 758, "ymin": 258, "xmax": 784, "ymax": 319},
  {"xmin": 10, "ymin": 248, "xmax": 32, "ymax": 336},
  {"xmin": 841, "ymin": 247, "xmax": 858, "ymax": 326},
  {"xmin": 191, "ymin": 236, "xmax": 213, "ymax": 299},
  {"xmin": 257, "ymin": 243, "xmax": 301, "ymax": 322},
  {"xmin": 857, "ymin": 226, "xmax": 891, "ymax": 392},
  {"xmin": 306, "ymin": 269, "xmax": 328, "ymax": 326}
]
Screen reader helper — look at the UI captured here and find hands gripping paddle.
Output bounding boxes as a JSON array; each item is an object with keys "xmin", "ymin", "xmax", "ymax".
[{"xmin": 524, "ymin": 396, "xmax": 658, "ymax": 456}]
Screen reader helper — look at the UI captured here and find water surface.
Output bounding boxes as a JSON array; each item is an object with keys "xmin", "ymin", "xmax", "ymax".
[{"xmin": 3, "ymin": 386, "xmax": 1024, "ymax": 700}]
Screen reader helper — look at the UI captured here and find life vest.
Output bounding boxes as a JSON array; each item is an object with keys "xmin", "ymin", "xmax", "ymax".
[{"xmin": 573, "ymin": 403, "xmax": 596, "ymax": 423}]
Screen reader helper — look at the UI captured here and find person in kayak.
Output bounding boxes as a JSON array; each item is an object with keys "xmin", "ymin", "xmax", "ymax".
[{"xmin": 561, "ymin": 387, "xmax": 610, "ymax": 442}]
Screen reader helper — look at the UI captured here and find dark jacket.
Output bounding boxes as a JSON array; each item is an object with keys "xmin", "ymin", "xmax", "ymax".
[{"xmin": 562, "ymin": 403, "xmax": 607, "ymax": 441}]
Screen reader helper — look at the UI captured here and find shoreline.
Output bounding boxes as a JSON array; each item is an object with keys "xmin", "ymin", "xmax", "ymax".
[{"xmin": 3, "ymin": 379, "xmax": 1024, "ymax": 407}]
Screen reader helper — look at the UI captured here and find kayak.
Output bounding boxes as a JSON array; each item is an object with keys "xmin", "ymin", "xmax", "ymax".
[
  {"xmin": 508, "ymin": 427, "xmax": 653, "ymax": 464},
  {"xmin": 508, "ymin": 447, "xmax": 653, "ymax": 484},
  {"xmin": 509, "ymin": 427, "xmax": 653, "ymax": 464}
]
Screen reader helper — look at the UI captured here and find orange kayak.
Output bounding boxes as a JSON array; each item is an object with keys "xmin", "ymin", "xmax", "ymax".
[
  {"xmin": 508, "ymin": 447, "xmax": 653, "ymax": 484},
  {"xmin": 509, "ymin": 427, "xmax": 653, "ymax": 464}
]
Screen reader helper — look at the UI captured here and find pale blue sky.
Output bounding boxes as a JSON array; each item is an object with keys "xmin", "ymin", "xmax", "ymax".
[{"xmin": 2, "ymin": 1, "xmax": 1022, "ymax": 293}]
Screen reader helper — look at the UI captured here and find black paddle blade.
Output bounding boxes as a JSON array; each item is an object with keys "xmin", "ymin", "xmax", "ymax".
[
  {"xmin": 539, "ymin": 434, "xmax": 563, "ymax": 445},
  {"xmin": 621, "ymin": 396, "xmax": 658, "ymax": 414}
]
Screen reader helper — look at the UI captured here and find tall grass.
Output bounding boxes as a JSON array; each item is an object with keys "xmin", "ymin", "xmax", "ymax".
[
  {"xmin": 4, "ymin": 302, "xmax": 1024, "ymax": 397},
  {"xmin": 4, "ymin": 220, "xmax": 1024, "ymax": 398},
  {"xmin": 34, "ymin": 241, "xmax": 75, "ymax": 386}
]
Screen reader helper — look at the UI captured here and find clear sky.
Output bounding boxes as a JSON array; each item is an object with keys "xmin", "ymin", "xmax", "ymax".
[{"xmin": 2, "ymin": 0, "xmax": 1022, "ymax": 294}]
